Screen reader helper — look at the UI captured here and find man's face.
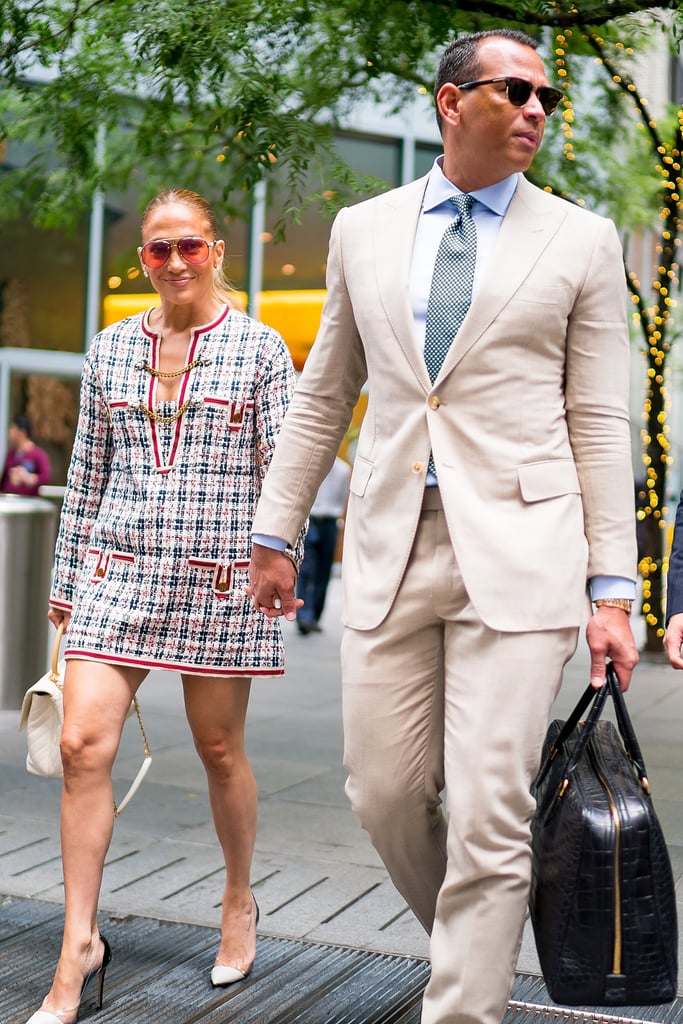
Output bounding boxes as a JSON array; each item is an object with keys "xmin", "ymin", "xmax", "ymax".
[
  {"xmin": 440, "ymin": 37, "xmax": 553, "ymax": 189},
  {"xmin": 8, "ymin": 424, "xmax": 20, "ymax": 450}
]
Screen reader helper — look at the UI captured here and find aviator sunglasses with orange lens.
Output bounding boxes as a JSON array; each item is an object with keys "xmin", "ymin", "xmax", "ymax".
[
  {"xmin": 139, "ymin": 236, "xmax": 218, "ymax": 269},
  {"xmin": 456, "ymin": 76, "xmax": 563, "ymax": 116}
]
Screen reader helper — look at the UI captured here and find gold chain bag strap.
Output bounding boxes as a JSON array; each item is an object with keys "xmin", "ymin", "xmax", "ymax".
[{"xmin": 19, "ymin": 621, "xmax": 152, "ymax": 816}]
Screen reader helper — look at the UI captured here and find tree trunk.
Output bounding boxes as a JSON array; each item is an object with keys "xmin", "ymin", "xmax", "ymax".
[{"xmin": 639, "ymin": 375, "xmax": 669, "ymax": 653}]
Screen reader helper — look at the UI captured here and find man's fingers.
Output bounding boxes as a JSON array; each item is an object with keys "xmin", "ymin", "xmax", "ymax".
[
  {"xmin": 589, "ymin": 663, "xmax": 606, "ymax": 690},
  {"xmin": 247, "ymin": 545, "xmax": 302, "ymax": 618},
  {"xmin": 663, "ymin": 612, "xmax": 683, "ymax": 668},
  {"xmin": 663, "ymin": 627, "xmax": 683, "ymax": 668}
]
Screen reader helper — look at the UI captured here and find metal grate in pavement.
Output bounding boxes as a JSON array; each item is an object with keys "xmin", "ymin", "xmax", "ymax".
[
  {"xmin": 506, "ymin": 974, "xmax": 683, "ymax": 1024},
  {"xmin": 3, "ymin": 894, "xmax": 683, "ymax": 1024}
]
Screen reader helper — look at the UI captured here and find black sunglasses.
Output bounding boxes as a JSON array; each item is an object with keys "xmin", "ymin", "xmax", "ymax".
[{"xmin": 456, "ymin": 76, "xmax": 562, "ymax": 116}]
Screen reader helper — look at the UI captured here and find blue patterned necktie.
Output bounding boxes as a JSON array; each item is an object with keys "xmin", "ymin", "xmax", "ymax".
[
  {"xmin": 424, "ymin": 194, "xmax": 477, "ymax": 477},
  {"xmin": 424, "ymin": 194, "xmax": 477, "ymax": 383}
]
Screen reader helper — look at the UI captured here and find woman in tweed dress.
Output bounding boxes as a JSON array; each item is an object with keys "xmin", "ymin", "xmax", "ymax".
[{"xmin": 27, "ymin": 189, "xmax": 301, "ymax": 1024}]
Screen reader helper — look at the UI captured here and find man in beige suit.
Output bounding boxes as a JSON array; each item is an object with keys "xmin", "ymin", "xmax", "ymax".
[{"xmin": 249, "ymin": 29, "xmax": 639, "ymax": 1024}]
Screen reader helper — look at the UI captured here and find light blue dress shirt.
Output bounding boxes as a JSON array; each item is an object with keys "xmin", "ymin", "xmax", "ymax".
[{"xmin": 409, "ymin": 157, "xmax": 517, "ymax": 355}]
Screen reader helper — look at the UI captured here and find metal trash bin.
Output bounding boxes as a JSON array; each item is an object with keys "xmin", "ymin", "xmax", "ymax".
[{"xmin": 0, "ymin": 496, "xmax": 56, "ymax": 710}]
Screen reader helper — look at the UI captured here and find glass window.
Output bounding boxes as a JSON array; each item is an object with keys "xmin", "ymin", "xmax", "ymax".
[
  {"xmin": 0, "ymin": 220, "xmax": 88, "ymax": 353},
  {"xmin": 415, "ymin": 142, "xmax": 442, "ymax": 179}
]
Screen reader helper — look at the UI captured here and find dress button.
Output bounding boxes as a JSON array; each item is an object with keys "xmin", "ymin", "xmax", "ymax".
[
  {"xmin": 95, "ymin": 568, "xmax": 105, "ymax": 578},
  {"xmin": 428, "ymin": 396, "xmax": 441, "ymax": 410},
  {"xmin": 216, "ymin": 581, "xmax": 229, "ymax": 593}
]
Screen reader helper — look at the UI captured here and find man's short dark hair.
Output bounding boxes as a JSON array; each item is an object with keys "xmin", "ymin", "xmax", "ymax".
[
  {"xmin": 12, "ymin": 415, "xmax": 33, "ymax": 439},
  {"xmin": 434, "ymin": 29, "xmax": 540, "ymax": 133}
]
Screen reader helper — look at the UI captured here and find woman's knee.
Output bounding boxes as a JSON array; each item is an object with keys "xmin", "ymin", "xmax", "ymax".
[
  {"xmin": 194, "ymin": 734, "xmax": 242, "ymax": 780},
  {"xmin": 59, "ymin": 726, "xmax": 116, "ymax": 776}
]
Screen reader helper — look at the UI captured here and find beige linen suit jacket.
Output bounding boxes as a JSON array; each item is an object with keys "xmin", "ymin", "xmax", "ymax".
[{"xmin": 252, "ymin": 173, "xmax": 637, "ymax": 633}]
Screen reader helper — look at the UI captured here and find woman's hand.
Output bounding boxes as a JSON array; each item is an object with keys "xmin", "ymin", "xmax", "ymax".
[{"xmin": 48, "ymin": 607, "xmax": 71, "ymax": 632}]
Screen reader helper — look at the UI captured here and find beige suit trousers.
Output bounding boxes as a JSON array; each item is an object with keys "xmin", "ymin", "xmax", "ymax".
[{"xmin": 341, "ymin": 494, "xmax": 578, "ymax": 1024}]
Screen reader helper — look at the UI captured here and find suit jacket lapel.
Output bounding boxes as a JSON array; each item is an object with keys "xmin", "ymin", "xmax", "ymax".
[
  {"xmin": 374, "ymin": 175, "xmax": 432, "ymax": 389},
  {"xmin": 437, "ymin": 176, "xmax": 570, "ymax": 380}
]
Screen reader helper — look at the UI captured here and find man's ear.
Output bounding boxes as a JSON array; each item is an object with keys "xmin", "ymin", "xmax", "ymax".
[{"xmin": 436, "ymin": 83, "xmax": 462, "ymax": 128}]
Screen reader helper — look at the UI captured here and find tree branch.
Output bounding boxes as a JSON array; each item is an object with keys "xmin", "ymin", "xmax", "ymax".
[
  {"xmin": 389, "ymin": 0, "xmax": 677, "ymax": 29},
  {"xmin": 584, "ymin": 34, "xmax": 664, "ymax": 153},
  {"xmin": 0, "ymin": 0, "xmax": 112, "ymax": 65}
]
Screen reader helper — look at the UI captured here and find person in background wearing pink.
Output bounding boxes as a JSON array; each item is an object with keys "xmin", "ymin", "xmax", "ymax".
[{"xmin": 0, "ymin": 415, "xmax": 51, "ymax": 495}]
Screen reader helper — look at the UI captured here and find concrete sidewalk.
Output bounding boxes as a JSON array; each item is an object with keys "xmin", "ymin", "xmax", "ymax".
[{"xmin": 1, "ymin": 575, "xmax": 683, "ymax": 987}]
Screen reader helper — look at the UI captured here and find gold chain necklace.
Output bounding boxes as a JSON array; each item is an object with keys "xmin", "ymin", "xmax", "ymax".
[
  {"xmin": 142, "ymin": 358, "xmax": 201, "ymax": 379},
  {"xmin": 140, "ymin": 400, "xmax": 191, "ymax": 424}
]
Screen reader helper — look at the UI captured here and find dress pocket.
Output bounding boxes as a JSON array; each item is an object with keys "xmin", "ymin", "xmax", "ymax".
[
  {"xmin": 203, "ymin": 396, "xmax": 254, "ymax": 432},
  {"xmin": 88, "ymin": 547, "xmax": 136, "ymax": 582},
  {"xmin": 187, "ymin": 557, "xmax": 250, "ymax": 599}
]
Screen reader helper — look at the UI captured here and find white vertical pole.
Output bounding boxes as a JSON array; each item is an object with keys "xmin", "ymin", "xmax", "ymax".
[
  {"xmin": 84, "ymin": 126, "xmax": 106, "ymax": 348},
  {"xmin": 248, "ymin": 179, "xmax": 267, "ymax": 319},
  {"xmin": 401, "ymin": 133, "xmax": 416, "ymax": 186}
]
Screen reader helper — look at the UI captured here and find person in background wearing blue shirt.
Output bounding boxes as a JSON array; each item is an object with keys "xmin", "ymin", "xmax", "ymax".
[{"xmin": 296, "ymin": 455, "xmax": 350, "ymax": 634}]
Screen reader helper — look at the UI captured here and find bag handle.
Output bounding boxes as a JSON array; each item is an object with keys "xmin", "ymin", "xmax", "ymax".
[
  {"xmin": 536, "ymin": 663, "xmax": 650, "ymax": 801},
  {"xmin": 114, "ymin": 696, "xmax": 152, "ymax": 817},
  {"xmin": 50, "ymin": 619, "xmax": 66, "ymax": 689},
  {"xmin": 51, "ymin": 619, "xmax": 152, "ymax": 816}
]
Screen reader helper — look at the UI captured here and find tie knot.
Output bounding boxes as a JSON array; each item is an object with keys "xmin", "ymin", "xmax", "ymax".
[{"xmin": 449, "ymin": 193, "xmax": 475, "ymax": 219}]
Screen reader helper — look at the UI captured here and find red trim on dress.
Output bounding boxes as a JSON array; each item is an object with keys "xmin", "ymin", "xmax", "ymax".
[
  {"xmin": 141, "ymin": 306, "xmax": 232, "ymax": 473},
  {"xmin": 62, "ymin": 647, "xmax": 283, "ymax": 677}
]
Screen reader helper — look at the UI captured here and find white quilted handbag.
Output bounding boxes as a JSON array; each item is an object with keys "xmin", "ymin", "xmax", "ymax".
[{"xmin": 19, "ymin": 621, "xmax": 152, "ymax": 815}]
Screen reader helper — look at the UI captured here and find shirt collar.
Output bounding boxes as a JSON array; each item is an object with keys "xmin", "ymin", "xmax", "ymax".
[{"xmin": 423, "ymin": 155, "xmax": 518, "ymax": 217}]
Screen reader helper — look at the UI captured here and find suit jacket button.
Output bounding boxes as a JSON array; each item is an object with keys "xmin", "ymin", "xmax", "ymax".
[
  {"xmin": 428, "ymin": 396, "xmax": 441, "ymax": 409},
  {"xmin": 412, "ymin": 463, "xmax": 423, "ymax": 474}
]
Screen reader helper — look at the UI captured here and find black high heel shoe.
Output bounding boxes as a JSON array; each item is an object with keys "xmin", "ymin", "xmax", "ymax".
[
  {"xmin": 211, "ymin": 894, "xmax": 259, "ymax": 986},
  {"xmin": 81, "ymin": 935, "xmax": 111, "ymax": 1011},
  {"xmin": 25, "ymin": 935, "xmax": 112, "ymax": 1024}
]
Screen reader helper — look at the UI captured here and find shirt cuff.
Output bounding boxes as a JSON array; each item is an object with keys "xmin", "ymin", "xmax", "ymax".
[
  {"xmin": 589, "ymin": 575, "xmax": 637, "ymax": 602},
  {"xmin": 251, "ymin": 533, "xmax": 288, "ymax": 551}
]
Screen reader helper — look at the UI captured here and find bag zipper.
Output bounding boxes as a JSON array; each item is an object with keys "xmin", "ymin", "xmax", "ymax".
[{"xmin": 588, "ymin": 743, "xmax": 622, "ymax": 975}]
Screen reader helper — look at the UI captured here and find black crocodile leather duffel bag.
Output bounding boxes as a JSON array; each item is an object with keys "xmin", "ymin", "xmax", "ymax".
[{"xmin": 529, "ymin": 664, "xmax": 677, "ymax": 1007}]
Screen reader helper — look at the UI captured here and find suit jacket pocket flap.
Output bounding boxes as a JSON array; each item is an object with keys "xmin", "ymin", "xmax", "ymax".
[
  {"xmin": 518, "ymin": 460, "xmax": 580, "ymax": 503},
  {"xmin": 349, "ymin": 455, "xmax": 373, "ymax": 497}
]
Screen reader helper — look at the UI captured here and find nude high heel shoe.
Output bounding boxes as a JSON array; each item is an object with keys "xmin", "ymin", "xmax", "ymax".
[
  {"xmin": 211, "ymin": 895, "xmax": 259, "ymax": 986},
  {"xmin": 25, "ymin": 936, "xmax": 112, "ymax": 1024}
]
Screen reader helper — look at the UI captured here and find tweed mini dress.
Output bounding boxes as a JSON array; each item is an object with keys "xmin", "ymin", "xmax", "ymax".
[{"xmin": 50, "ymin": 304, "xmax": 301, "ymax": 677}]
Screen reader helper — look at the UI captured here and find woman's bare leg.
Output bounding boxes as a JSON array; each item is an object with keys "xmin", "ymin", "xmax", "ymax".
[
  {"xmin": 34, "ymin": 660, "xmax": 145, "ymax": 1021},
  {"xmin": 182, "ymin": 674, "xmax": 257, "ymax": 973}
]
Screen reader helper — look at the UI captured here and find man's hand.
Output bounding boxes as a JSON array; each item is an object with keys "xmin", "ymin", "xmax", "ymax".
[
  {"xmin": 585, "ymin": 606, "xmax": 639, "ymax": 691},
  {"xmin": 247, "ymin": 543, "xmax": 303, "ymax": 621},
  {"xmin": 663, "ymin": 611, "xmax": 683, "ymax": 669}
]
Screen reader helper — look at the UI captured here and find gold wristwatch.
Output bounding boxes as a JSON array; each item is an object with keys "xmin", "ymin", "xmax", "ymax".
[{"xmin": 594, "ymin": 598, "xmax": 633, "ymax": 615}]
